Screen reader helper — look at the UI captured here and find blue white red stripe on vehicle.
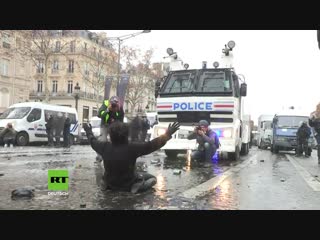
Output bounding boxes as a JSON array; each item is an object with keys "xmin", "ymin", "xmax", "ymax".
[{"xmin": 157, "ymin": 102, "xmax": 173, "ymax": 111}]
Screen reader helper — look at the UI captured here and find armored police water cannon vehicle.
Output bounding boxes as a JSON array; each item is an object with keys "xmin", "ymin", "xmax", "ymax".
[{"xmin": 153, "ymin": 41, "xmax": 249, "ymax": 161}]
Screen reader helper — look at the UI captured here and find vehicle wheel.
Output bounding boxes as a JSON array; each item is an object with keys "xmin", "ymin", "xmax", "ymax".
[
  {"xmin": 229, "ymin": 146, "xmax": 240, "ymax": 161},
  {"xmin": 165, "ymin": 150, "xmax": 178, "ymax": 159},
  {"xmin": 240, "ymin": 143, "xmax": 249, "ymax": 155},
  {"xmin": 16, "ymin": 132, "xmax": 29, "ymax": 146}
]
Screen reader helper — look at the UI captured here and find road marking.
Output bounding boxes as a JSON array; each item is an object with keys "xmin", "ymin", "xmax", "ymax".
[
  {"xmin": 180, "ymin": 154, "xmax": 258, "ymax": 199},
  {"xmin": 286, "ymin": 154, "xmax": 320, "ymax": 191}
]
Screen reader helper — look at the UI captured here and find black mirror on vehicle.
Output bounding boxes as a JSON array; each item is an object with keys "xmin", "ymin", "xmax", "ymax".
[
  {"xmin": 240, "ymin": 83, "xmax": 247, "ymax": 96},
  {"xmin": 155, "ymin": 80, "xmax": 161, "ymax": 98}
]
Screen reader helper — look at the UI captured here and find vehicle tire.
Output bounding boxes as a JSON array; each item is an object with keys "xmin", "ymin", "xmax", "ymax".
[
  {"xmin": 165, "ymin": 150, "xmax": 178, "ymax": 159},
  {"xmin": 240, "ymin": 143, "xmax": 249, "ymax": 155},
  {"xmin": 229, "ymin": 146, "xmax": 240, "ymax": 161},
  {"xmin": 16, "ymin": 132, "xmax": 29, "ymax": 146}
]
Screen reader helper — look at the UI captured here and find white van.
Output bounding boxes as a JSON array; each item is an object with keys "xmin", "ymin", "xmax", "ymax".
[{"xmin": 0, "ymin": 102, "xmax": 79, "ymax": 146}]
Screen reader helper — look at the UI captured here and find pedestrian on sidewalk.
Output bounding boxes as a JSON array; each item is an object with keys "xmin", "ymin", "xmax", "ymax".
[{"xmin": 309, "ymin": 102, "xmax": 320, "ymax": 164}]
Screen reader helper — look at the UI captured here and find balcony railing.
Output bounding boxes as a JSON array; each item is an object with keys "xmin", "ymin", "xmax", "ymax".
[{"xmin": 29, "ymin": 90, "xmax": 104, "ymax": 101}]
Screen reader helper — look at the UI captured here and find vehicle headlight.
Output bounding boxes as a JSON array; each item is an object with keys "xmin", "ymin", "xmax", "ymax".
[
  {"xmin": 215, "ymin": 128, "xmax": 232, "ymax": 138},
  {"xmin": 157, "ymin": 128, "xmax": 166, "ymax": 136},
  {"xmin": 222, "ymin": 129, "xmax": 232, "ymax": 138}
]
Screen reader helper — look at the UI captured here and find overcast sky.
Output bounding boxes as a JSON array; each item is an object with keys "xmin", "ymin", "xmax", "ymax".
[{"xmin": 93, "ymin": 30, "xmax": 320, "ymax": 125}]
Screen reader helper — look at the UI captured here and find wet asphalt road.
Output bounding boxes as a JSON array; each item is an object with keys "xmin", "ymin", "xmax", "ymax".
[{"xmin": 1, "ymin": 145, "xmax": 320, "ymax": 210}]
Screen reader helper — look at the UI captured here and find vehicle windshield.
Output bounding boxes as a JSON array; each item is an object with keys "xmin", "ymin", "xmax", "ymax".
[
  {"xmin": 0, "ymin": 107, "xmax": 31, "ymax": 119},
  {"xmin": 276, "ymin": 116, "xmax": 309, "ymax": 128},
  {"xmin": 197, "ymin": 71, "xmax": 232, "ymax": 93},
  {"xmin": 160, "ymin": 69, "xmax": 234, "ymax": 96},
  {"xmin": 90, "ymin": 119, "xmax": 101, "ymax": 128},
  {"xmin": 162, "ymin": 71, "xmax": 196, "ymax": 93}
]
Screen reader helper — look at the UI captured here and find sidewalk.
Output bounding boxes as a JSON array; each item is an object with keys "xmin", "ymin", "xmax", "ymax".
[{"xmin": 0, "ymin": 145, "xmax": 95, "ymax": 157}]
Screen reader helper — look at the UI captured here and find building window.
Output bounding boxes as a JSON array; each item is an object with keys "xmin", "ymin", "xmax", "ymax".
[
  {"xmin": 37, "ymin": 60, "xmax": 44, "ymax": 73},
  {"xmin": 37, "ymin": 80, "xmax": 43, "ymax": 93},
  {"xmin": 83, "ymin": 106, "xmax": 89, "ymax": 123},
  {"xmin": 84, "ymin": 63, "xmax": 89, "ymax": 76},
  {"xmin": 67, "ymin": 81, "xmax": 73, "ymax": 94},
  {"xmin": 92, "ymin": 107, "xmax": 98, "ymax": 117},
  {"xmin": 52, "ymin": 60, "xmax": 59, "ymax": 72},
  {"xmin": 52, "ymin": 80, "xmax": 58, "ymax": 93},
  {"xmin": 0, "ymin": 88, "xmax": 10, "ymax": 108},
  {"xmin": 68, "ymin": 60, "xmax": 74, "ymax": 73},
  {"xmin": 1, "ymin": 59, "xmax": 9, "ymax": 76},
  {"xmin": 70, "ymin": 41, "xmax": 76, "ymax": 53},
  {"xmin": 2, "ymin": 33, "xmax": 11, "ymax": 49},
  {"xmin": 55, "ymin": 41, "xmax": 61, "ymax": 52},
  {"xmin": 92, "ymin": 47, "xmax": 96, "ymax": 56}
]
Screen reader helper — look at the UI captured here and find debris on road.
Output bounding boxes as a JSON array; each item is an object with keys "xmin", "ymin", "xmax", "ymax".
[
  {"xmin": 280, "ymin": 178, "xmax": 285, "ymax": 182},
  {"xmin": 11, "ymin": 186, "xmax": 35, "ymax": 200},
  {"xmin": 260, "ymin": 160, "xmax": 265, "ymax": 162},
  {"xmin": 173, "ymin": 169, "xmax": 181, "ymax": 175}
]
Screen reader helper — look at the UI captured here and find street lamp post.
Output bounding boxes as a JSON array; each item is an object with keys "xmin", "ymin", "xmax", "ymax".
[
  {"xmin": 74, "ymin": 82, "xmax": 80, "ymax": 112},
  {"xmin": 107, "ymin": 30, "xmax": 151, "ymax": 89}
]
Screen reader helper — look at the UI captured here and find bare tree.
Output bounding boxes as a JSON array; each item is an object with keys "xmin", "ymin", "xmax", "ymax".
[
  {"xmin": 121, "ymin": 47, "xmax": 161, "ymax": 114},
  {"xmin": 76, "ymin": 45, "xmax": 118, "ymax": 109},
  {"xmin": 17, "ymin": 30, "xmax": 75, "ymax": 102}
]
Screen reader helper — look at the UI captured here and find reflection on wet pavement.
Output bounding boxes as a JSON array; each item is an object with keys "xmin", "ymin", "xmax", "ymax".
[{"xmin": 0, "ymin": 145, "xmax": 245, "ymax": 210}]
